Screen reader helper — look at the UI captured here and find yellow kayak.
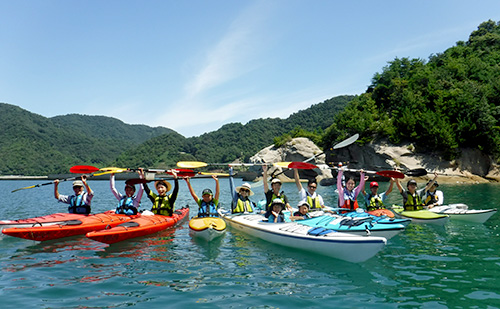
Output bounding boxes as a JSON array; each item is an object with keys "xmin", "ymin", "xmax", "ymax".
[
  {"xmin": 392, "ymin": 205, "xmax": 449, "ymax": 225},
  {"xmin": 189, "ymin": 217, "xmax": 226, "ymax": 241}
]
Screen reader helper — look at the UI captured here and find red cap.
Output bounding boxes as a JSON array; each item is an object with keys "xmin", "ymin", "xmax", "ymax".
[{"xmin": 370, "ymin": 181, "xmax": 379, "ymax": 188}]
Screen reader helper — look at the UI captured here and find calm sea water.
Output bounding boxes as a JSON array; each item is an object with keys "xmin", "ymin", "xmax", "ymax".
[{"xmin": 1, "ymin": 178, "xmax": 499, "ymax": 308}]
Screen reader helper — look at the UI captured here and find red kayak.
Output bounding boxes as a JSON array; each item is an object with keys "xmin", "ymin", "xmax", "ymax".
[
  {"xmin": 368, "ymin": 208, "xmax": 395, "ymax": 218},
  {"xmin": 2, "ymin": 212, "xmax": 135, "ymax": 241},
  {"xmin": 86, "ymin": 207, "xmax": 189, "ymax": 244},
  {"xmin": 0, "ymin": 213, "xmax": 89, "ymax": 231}
]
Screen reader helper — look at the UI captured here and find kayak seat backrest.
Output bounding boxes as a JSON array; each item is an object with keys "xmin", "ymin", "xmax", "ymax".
[
  {"xmin": 307, "ymin": 227, "xmax": 334, "ymax": 236},
  {"xmin": 174, "ymin": 210, "xmax": 183, "ymax": 215},
  {"xmin": 62, "ymin": 220, "xmax": 83, "ymax": 226},
  {"xmin": 120, "ymin": 221, "xmax": 140, "ymax": 227}
]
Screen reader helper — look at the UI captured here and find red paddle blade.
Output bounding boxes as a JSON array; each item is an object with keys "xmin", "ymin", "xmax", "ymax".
[
  {"xmin": 70, "ymin": 165, "xmax": 99, "ymax": 174},
  {"xmin": 288, "ymin": 162, "xmax": 318, "ymax": 169},
  {"xmin": 376, "ymin": 170, "xmax": 405, "ymax": 179},
  {"xmin": 167, "ymin": 169, "xmax": 196, "ymax": 177}
]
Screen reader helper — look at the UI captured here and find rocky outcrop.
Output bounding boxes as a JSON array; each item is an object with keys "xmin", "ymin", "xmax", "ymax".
[
  {"xmin": 248, "ymin": 137, "xmax": 499, "ymax": 184},
  {"xmin": 249, "ymin": 137, "xmax": 333, "ymax": 182}
]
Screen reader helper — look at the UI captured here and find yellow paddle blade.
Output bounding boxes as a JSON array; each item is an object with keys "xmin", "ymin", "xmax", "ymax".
[
  {"xmin": 95, "ymin": 167, "xmax": 128, "ymax": 176},
  {"xmin": 199, "ymin": 172, "xmax": 230, "ymax": 177},
  {"xmin": 177, "ymin": 161, "xmax": 208, "ymax": 168},
  {"xmin": 273, "ymin": 162, "xmax": 291, "ymax": 168}
]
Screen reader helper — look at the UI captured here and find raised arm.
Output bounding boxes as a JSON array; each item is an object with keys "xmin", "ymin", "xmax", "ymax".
[
  {"xmin": 109, "ymin": 173, "xmax": 122, "ymax": 200},
  {"xmin": 213, "ymin": 175, "xmax": 220, "ymax": 202},
  {"xmin": 263, "ymin": 165, "xmax": 269, "ymax": 192},
  {"xmin": 395, "ymin": 178, "xmax": 403, "ymax": 193},
  {"xmin": 293, "ymin": 168, "xmax": 303, "ymax": 191},
  {"xmin": 82, "ymin": 175, "xmax": 93, "ymax": 196},
  {"xmin": 54, "ymin": 179, "xmax": 60, "ymax": 200},
  {"xmin": 385, "ymin": 178, "xmax": 395, "ymax": 196},
  {"xmin": 337, "ymin": 168, "xmax": 345, "ymax": 206}
]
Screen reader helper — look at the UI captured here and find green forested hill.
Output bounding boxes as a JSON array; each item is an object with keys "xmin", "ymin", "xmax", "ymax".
[
  {"xmin": 0, "ymin": 103, "xmax": 173, "ymax": 175},
  {"xmin": 322, "ymin": 20, "xmax": 500, "ymax": 161}
]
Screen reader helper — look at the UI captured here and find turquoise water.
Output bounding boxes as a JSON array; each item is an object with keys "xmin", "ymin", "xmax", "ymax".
[{"xmin": 1, "ymin": 178, "xmax": 500, "ymax": 308}]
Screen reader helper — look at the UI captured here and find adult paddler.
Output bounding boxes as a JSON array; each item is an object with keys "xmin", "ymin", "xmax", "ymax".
[
  {"xmin": 142, "ymin": 169, "xmax": 179, "ymax": 216},
  {"xmin": 229, "ymin": 166, "xmax": 255, "ymax": 213},
  {"xmin": 293, "ymin": 168, "xmax": 324, "ymax": 211},
  {"xmin": 262, "ymin": 165, "xmax": 291, "ymax": 212},
  {"xmin": 54, "ymin": 175, "xmax": 93, "ymax": 214}
]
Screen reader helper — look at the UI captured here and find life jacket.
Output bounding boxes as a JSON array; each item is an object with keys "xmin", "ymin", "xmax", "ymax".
[
  {"xmin": 404, "ymin": 191, "xmax": 423, "ymax": 211},
  {"xmin": 233, "ymin": 196, "xmax": 253, "ymax": 213},
  {"xmin": 68, "ymin": 194, "xmax": 91, "ymax": 215},
  {"xmin": 341, "ymin": 190, "xmax": 358, "ymax": 213},
  {"xmin": 424, "ymin": 190, "xmax": 439, "ymax": 206},
  {"xmin": 199, "ymin": 199, "xmax": 218, "ymax": 218},
  {"xmin": 293, "ymin": 211, "xmax": 311, "ymax": 219},
  {"xmin": 116, "ymin": 196, "xmax": 138, "ymax": 215},
  {"xmin": 306, "ymin": 194, "xmax": 322, "ymax": 210},
  {"xmin": 268, "ymin": 213, "xmax": 285, "ymax": 223},
  {"xmin": 366, "ymin": 193, "xmax": 385, "ymax": 211},
  {"xmin": 266, "ymin": 192, "xmax": 286, "ymax": 211},
  {"xmin": 151, "ymin": 195, "xmax": 174, "ymax": 216}
]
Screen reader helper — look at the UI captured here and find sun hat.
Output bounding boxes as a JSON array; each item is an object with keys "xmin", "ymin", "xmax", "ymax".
[
  {"xmin": 297, "ymin": 200, "xmax": 310, "ymax": 208},
  {"xmin": 271, "ymin": 198, "xmax": 284, "ymax": 206},
  {"xmin": 72, "ymin": 180, "xmax": 84, "ymax": 187},
  {"xmin": 370, "ymin": 181, "xmax": 379, "ymax": 188},
  {"xmin": 236, "ymin": 183, "xmax": 254, "ymax": 196},
  {"xmin": 271, "ymin": 178, "xmax": 282, "ymax": 185},
  {"xmin": 155, "ymin": 180, "xmax": 172, "ymax": 192},
  {"xmin": 202, "ymin": 188, "xmax": 213, "ymax": 196}
]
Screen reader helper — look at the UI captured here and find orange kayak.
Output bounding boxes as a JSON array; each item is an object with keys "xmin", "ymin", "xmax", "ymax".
[
  {"xmin": 86, "ymin": 207, "xmax": 189, "ymax": 244},
  {"xmin": 367, "ymin": 208, "xmax": 395, "ymax": 218},
  {"xmin": 0, "ymin": 212, "xmax": 88, "ymax": 231},
  {"xmin": 2, "ymin": 212, "xmax": 135, "ymax": 241}
]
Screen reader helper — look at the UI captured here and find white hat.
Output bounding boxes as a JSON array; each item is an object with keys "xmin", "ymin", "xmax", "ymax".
[
  {"xmin": 236, "ymin": 183, "xmax": 254, "ymax": 196},
  {"xmin": 271, "ymin": 178, "xmax": 282, "ymax": 185},
  {"xmin": 72, "ymin": 180, "xmax": 84, "ymax": 187},
  {"xmin": 297, "ymin": 200, "xmax": 310, "ymax": 208},
  {"xmin": 272, "ymin": 198, "xmax": 285, "ymax": 206}
]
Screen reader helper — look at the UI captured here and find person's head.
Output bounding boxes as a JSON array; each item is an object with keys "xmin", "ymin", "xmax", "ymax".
[
  {"xmin": 236, "ymin": 183, "xmax": 254, "ymax": 197},
  {"xmin": 370, "ymin": 181, "xmax": 379, "ymax": 194},
  {"xmin": 345, "ymin": 177, "xmax": 356, "ymax": 191},
  {"xmin": 72, "ymin": 180, "xmax": 84, "ymax": 195},
  {"xmin": 297, "ymin": 201, "xmax": 310, "ymax": 214},
  {"xmin": 271, "ymin": 178, "xmax": 282, "ymax": 191},
  {"xmin": 201, "ymin": 188, "xmax": 213, "ymax": 203},
  {"xmin": 427, "ymin": 180, "xmax": 439, "ymax": 191},
  {"xmin": 271, "ymin": 198, "xmax": 284, "ymax": 213},
  {"xmin": 155, "ymin": 180, "xmax": 172, "ymax": 196},
  {"xmin": 124, "ymin": 184, "xmax": 136, "ymax": 197},
  {"xmin": 307, "ymin": 179, "xmax": 317, "ymax": 193},
  {"xmin": 407, "ymin": 179, "xmax": 418, "ymax": 192}
]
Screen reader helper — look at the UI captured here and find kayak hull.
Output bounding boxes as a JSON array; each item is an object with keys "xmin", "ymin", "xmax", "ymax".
[
  {"xmin": 392, "ymin": 206, "xmax": 449, "ymax": 225},
  {"xmin": 2, "ymin": 212, "xmax": 134, "ymax": 241},
  {"xmin": 0, "ymin": 213, "xmax": 88, "ymax": 231},
  {"xmin": 86, "ymin": 207, "xmax": 189, "ymax": 244},
  {"xmin": 429, "ymin": 204, "xmax": 497, "ymax": 223},
  {"xmin": 189, "ymin": 217, "xmax": 226, "ymax": 241},
  {"xmin": 223, "ymin": 213, "xmax": 386, "ymax": 263}
]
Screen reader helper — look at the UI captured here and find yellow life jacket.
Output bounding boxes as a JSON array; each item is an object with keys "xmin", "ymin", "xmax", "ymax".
[
  {"xmin": 367, "ymin": 194, "xmax": 384, "ymax": 211},
  {"xmin": 424, "ymin": 191, "xmax": 439, "ymax": 206},
  {"xmin": 404, "ymin": 191, "xmax": 423, "ymax": 211},
  {"xmin": 151, "ymin": 194, "xmax": 174, "ymax": 216},
  {"xmin": 306, "ymin": 195, "xmax": 322, "ymax": 210},
  {"xmin": 233, "ymin": 198, "xmax": 253, "ymax": 213}
]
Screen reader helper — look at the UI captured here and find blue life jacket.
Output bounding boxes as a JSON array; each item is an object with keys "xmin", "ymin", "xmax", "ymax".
[
  {"xmin": 68, "ymin": 194, "xmax": 91, "ymax": 215},
  {"xmin": 116, "ymin": 196, "xmax": 138, "ymax": 215},
  {"xmin": 199, "ymin": 200, "xmax": 218, "ymax": 218}
]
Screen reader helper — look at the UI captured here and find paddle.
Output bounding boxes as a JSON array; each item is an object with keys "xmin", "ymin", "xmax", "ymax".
[
  {"xmin": 336, "ymin": 168, "xmax": 405, "ymax": 179},
  {"xmin": 11, "ymin": 165, "xmax": 99, "ymax": 193},
  {"xmin": 177, "ymin": 161, "xmax": 269, "ymax": 169}
]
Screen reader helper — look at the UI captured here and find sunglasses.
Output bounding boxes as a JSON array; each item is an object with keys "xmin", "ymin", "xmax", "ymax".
[
  {"xmin": 309, "ymin": 185, "xmax": 317, "ymax": 189},
  {"xmin": 240, "ymin": 189, "xmax": 249, "ymax": 193}
]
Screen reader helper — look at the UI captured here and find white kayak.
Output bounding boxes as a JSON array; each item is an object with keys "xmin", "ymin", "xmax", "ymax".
[
  {"xmin": 222, "ymin": 213, "xmax": 387, "ymax": 263},
  {"xmin": 429, "ymin": 204, "xmax": 497, "ymax": 224}
]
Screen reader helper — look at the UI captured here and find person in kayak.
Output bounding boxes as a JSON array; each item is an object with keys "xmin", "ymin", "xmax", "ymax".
[
  {"xmin": 229, "ymin": 166, "xmax": 255, "ymax": 213},
  {"xmin": 337, "ymin": 167, "xmax": 365, "ymax": 213},
  {"xmin": 185, "ymin": 175, "xmax": 220, "ymax": 217},
  {"xmin": 363, "ymin": 179, "xmax": 395, "ymax": 211},
  {"xmin": 109, "ymin": 170, "xmax": 144, "ymax": 215},
  {"xmin": 290, "ymin": 200, "xmax": 311, "ymax": 220},
  {"xmin": 419, "ymin": 172, "xmax": 442, "ymax": 208},
  {"xmin": 143, "ymin": 170, "xmax": 179, "ymax": 216},
  {"xmin": 293, "ymin": 168, "xmax": 324, "ymax": 211},
  {"xmin": 54, "ymin": 175, "xmax": 93, "ymax": 215},
  {"xmin": 266, "ymin": 198, "xmax": 286, "ymax": 223},
  {"xmin": 262, "ymin": 165, "xmax": 291, "ymax": 212},
  {"xmin": 396, "ymin": 178, "xmax": 425, "ymax": 211}
]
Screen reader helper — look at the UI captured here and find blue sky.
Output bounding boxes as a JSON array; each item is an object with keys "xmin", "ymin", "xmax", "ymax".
[{"xmin": 1, "ymin": 1, "xmax": 499, "ymax": 137}]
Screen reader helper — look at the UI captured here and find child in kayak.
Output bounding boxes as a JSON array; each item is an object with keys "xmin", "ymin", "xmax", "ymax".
[
  {"xmin": 290, "ymin": 201, "xmax": 311, "ymax": 220},
  {"xmin": 54, "ymin": 175, "xmax": 94, "ymax": 215},
  {"xmin": 266, "ymin": 198, "xmax": 286, "ymax": 223},
  {"xmin": 109, "ymin": 170, "xmax": 144, "ymax": 215},
  {"xmin": 185, "ymin": 175, "xmax": 220, "ymax": 217},
  {"xmin": 419, "ymin": 173, "xmax": 442, "ymax": 208},
  {"xmin": 363, "ymin": 179, "xmax": 395, "ymax": 212},
  {"xmin": 337, "ymin": 167, "xmax": 365, "ymax": 212},
  {"xmin": 143, "ymin": 170, "xmax": 179, "ymax": 216},
  {"xmin": 396, "ymin": 178, "xmax": 425, "ymax": 211}
]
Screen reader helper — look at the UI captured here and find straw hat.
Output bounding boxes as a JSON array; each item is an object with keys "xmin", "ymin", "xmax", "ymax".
[
  {"xmin": 155, "ymin": 180, "xmax": 172, "ymax": 192},
  {"xmin": 236, "ymin": 183, "xmax": 254, "ymax": 196}
]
